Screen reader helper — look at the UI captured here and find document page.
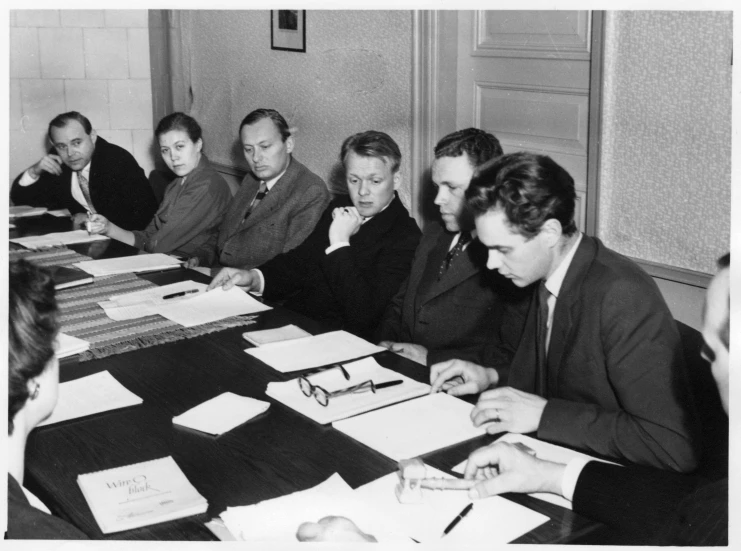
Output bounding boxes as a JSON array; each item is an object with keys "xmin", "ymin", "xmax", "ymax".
[
  {"xmin": 333, "ymin": 392, "xmax": 486, "ymax": 461},
  {"xmin": 39, "ymin": 371, "xmax": 142, "ymax": 426},
  {"xmin": 173, "ymin": 392, "xmax": 270, "ymax": 435},
  {"xmin": 99, "ymin": 280, "xmax": 207, "ymax": 321},
  {"xmin": 265, "ymin": 357, "xmax": 430, "ymax": 424},
  {"xmin": 245, "ymin": 330, "xmax": 385, "ymax": 373},
  {"xmin": 55, "ymin": 332, "xmax": 90, "ymax": 358},
  {"xmin": 74, "ymin": 253, "xmax": 182, "ymax": 276},
  {"xmin": 156, "ymin": 286, "xmax": 271, "ymax": 327},
  {"xmin": 452, "ymin": 433, "xmax": 620, "ymax": 510},
  {"xmin": 11, "ymin": 230, "xmax": 109, "ymax": 250},
  {"xmin": 9, "ymin": 206, "xmax": 48, "ymax": 218}
]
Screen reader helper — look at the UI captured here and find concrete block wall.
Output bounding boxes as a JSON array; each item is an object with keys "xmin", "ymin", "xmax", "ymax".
[{"xmin": 9, "ymin": 9, "xmax": 155, "ymax": 185}]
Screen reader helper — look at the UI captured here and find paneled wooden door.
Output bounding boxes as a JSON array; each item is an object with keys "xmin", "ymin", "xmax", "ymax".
[{"xmin": 456, "ymin": 11, "xmax": 594, "ymax": 231}]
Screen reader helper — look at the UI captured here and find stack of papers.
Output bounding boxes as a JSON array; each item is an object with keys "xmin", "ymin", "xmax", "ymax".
[
  {"xmin": 333, "ymin": 392, "xmax": 487, "ymax": 461},
  {"xmin": 10, "ymin": 230, "xmax": 109, "ymax": 250},
  {"xmin": 452, "ymin": 433, "xmax": 620, "ymax": 510},
  {"xmin": 173, "ymin": 393, "xmax": 270, "ymax": 435},
  {"xmin": 156, "ymin": 286, "xmax": 271, "ymax": 327},
  {"xmin": 39, "ymin": 371, "xmax": 142, "ymax": 426},
  {"xmin": 266, "ymin": 357, "xmax": 430, "ymax": 424},
  {"xmin": 10, "ymin": 206, "xmax": 48, "ymax": 218},
  {"xmin": 245, "ymin": 330, "xmax": 385, "ymax": 373},
  {"xmin": 78, "ymin": 456, "xmax": 208, "ymax": 534},
  {"xmin": 242, "ymin": 324, "xmax": 311, "ymax": 346},
  {"xmin": 74, "ymin": 253, "xmax": 182, "ymax": 276},
  {"xmin": 99, "ymin": 281, "xmax": 208, "ymax": 321},
  {"xmin": 55, "ymin": 332, "xmax": 90, "ymax": 359}
]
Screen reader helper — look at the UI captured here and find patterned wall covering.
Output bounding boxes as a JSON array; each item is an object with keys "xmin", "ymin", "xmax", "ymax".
[
  {"xmin": 598, "ymin": 11, "xmax": 731, "ymax": 275},
  {"xmin": 170, "ymin": 10, "xmax": 414, "ymax": 206}
]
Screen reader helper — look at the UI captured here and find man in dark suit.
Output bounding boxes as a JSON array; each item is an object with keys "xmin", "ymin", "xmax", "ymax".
[
  {"xmin": 377, "ymin": 128, "xmax": 528, "ymax": 367},
  {"xmin": 431, "ymin": 152, "xmax": 698, "ymax": 472},
  {"xmin": 462, "ymin": 253, "xmax": 730, "ymax": 545},
  {"xmin": 209, "ymin": 131, "xmax": 421, "ymax": 341},
  {"xmin": 10, "ymin": 111, "xmax": 157, "ymax": 231},
  {"xmin": 188, "ymin": 108, "xmax": 329, "ymax": 269}
]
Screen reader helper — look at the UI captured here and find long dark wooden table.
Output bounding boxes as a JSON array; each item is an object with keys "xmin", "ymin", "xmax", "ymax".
[{"xmin": 13, "ymin": 214, "xmax": 613, "ymax": 542}]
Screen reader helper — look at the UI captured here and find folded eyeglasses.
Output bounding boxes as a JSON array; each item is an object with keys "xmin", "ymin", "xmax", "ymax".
[{"xmin": 297, "ymin": 364, "xmax": 402, "ymax": 407}]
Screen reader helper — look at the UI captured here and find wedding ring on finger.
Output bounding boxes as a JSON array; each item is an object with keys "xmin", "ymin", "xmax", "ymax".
[{"xmin": 493, "ymin": 408, "xmax": 501, "ymax": 422}]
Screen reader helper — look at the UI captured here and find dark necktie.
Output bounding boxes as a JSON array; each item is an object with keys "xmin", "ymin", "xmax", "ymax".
[
  {"xmin": 243, "ymin": 180, "xmax": 268, "ymax": 222},
  {"xmin": 535, "ymin": 281, "xmax": 551, "ymax": 396},
  {"xmin": 77, "ymin": 172, "xmax": 96, "ymax": 214},
  {"xmin": 438, "ymin": 231, "xmax": 471, "ymax": 279}
]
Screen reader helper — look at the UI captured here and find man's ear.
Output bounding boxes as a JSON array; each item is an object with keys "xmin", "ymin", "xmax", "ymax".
[
  {"xmin": 540, "ymin": 218, "xmax": 563, "ymax": 248},
  {"xmin": 392, "ymin": 171, "xmax": 401, "ymax": 190},
  {"xmin": 90, "ymin": 130, "xmax": 98, "ymax": 145},
  {"xmin": 285, "ymin": 136, "xmax": 295, "ymax": 155}
]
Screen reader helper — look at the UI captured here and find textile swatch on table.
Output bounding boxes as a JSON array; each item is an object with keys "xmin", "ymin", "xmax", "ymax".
[
  {"xmin": 55, "ymin": 273, "xmax": 257, "ymax": 361},
  {"xmin": 8, "ymin": 246, "xmax": 93, "ymax": 268}
]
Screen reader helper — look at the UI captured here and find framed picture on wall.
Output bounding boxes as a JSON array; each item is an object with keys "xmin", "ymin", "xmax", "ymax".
[{"xmin": 271, "ymin": 10, "xmax": 306, "ymax": 52}]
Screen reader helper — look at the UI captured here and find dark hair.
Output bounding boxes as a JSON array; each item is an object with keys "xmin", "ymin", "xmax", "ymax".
[
  {"xmin": 717, "ymin": 253, "xmax": 730, "ymax": 349},
  {"xmin": 239, "ymin": 108, "xmax": 291, "ymax": 142},
  {"xmin": 718, "ymin": 253, "xmax": 730, "ymax": 270},
  {"xmin": 8, "ymin": 260, "xmax": 59, "ymax": 435},
  {"xmin": 466, "ymin": 152, "xmax": 577, "ymax": 239},
  {"xmin": 340, "ymin": 131, "xmax": 402, "ymax": 174},
  {"xmin": 155, "ymin": 112, "xmax": 202, "ymax": 143},
  {"xmin": 434, "ymin": 128, "xmax": 503, "ymax": 167},
  {"xmin": 48, "ymin": 111, "xmax": 92, "ymax": 141}
]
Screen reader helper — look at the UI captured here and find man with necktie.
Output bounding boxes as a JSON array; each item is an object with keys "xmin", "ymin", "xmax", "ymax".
[
  {"xmin": 188, "ymin": 108, "xmax": 330, "ymax": 269},
  {"xmin": 377, "ymin": 128, "xmax": 528, "ymax": 367},
  {"xmin": 430, "ymin": 152, "xmax": 699, "ymax": 473},
  {"xmin": 11, "ymin": 111, "xmax": 156, "ymax": 231}
]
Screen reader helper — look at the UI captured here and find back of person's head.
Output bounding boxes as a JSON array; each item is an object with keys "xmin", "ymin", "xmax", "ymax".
[
  {"xmin": 434, "ymin": 128, "xmax": 503, "ymax": 167},
  {"xmin": 8, "ymin": 260, "xmax": 59, "ymax": 435},
  {"xmin": 340, "ymin": 131, "xmax": 402, "ymax": 174},
  {"xmin": 48, "ymin": 111, "xmax": 92, "ymax": 140},
  {"xmin": 239, "ymin": 108, "xmax": 291, "ymax": 141},
  {"xmin": 466, "ymin": 152, "xmax": 577, "ymax": 239},
  {"xmin": 716, "ymin": 252, "xmax": 730, "ymax": 349},
  {"xmin": 155, "ymin": 112, "xmax": 203, "ymax": 143}
]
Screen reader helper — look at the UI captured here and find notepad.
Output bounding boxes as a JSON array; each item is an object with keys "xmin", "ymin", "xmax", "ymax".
[
  {"xmin": 98, "ymin": 280, "xmax": 208, "ymax": 321},
  {"xmin": 156, "ymin": 286, "xmax": 271, "ymax": 327},
  {"xmin": 39, "ymin": 371, "xmax": 142, "ymax": 426},
  {"xmin": 48, "ymin": 265, "xmax": 94, "ymax": 290},
  {"xmin": 9, "ymin": 205, "xmax": 48, "ymax": 218},
  {"xmin": 10, "ymin": 230, "xmax": 109, "ymax": 250},
  {"xmin": 354, "ymin": 464, "xmax": 548, "ymax": 543},
  {"xmin": 77, "ymin": 456, "xmax": 208, "ymax": 534},
  {"xmin": 74, "ymin": 253, "xmax": 182, "ymax": 276},
  {"xmin": 245, "ymin": 330, "xmax": 385, "ymax": 373},
  {"xmin": 242, "ymin": 324, "xmax": 311, "ymax": 346},
  {"xmin": 266, "ymin": 357, "xmax": 430, "ymax": 425},
  {"xmin": 333, "ymin": 392, "xmax": 487, "ymax": 461},
  {"xmin": 173, "ymin": 393, "xmax": 270, "ymax": 435},
  {"xmin": 55, "ymin": 332, "xmax": 90, "ymax": 359},
  {"xmin": 452, "ymin": 433, "xmax": 620, "ymax": 510}
]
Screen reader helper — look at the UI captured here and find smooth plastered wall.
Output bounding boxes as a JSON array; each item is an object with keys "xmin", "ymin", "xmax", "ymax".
[
  {"xmin": 169, "ymin": 10, "xmax": 414, "ymax": 204},
  {"xmin": 9, "ymin": 9, "xmax": 155, "ymax": 183},
  {"xmin": 598, "ymin": 11, "xmax": 731, "ymax": 275}
]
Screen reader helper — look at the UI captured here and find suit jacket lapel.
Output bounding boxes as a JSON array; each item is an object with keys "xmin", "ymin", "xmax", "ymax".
[
  {"xmin": 423, "ymin": 239, "xmax": 482, "ymax": 304},
  {"xmin": 546, "ymin": 235, "xmax": 597, "ymax": 394}
]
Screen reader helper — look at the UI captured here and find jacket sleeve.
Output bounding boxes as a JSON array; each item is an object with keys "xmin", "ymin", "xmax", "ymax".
[
  {"xmin": 10, "ymin": 171, "xmax": 68, "ymax": 210},
  {"xmin": 375, "ymin": 274, "xmax": 408, "ymax": 343},
  {"xmin": 280, "ymin": 179, "xmax": 330, "ymax": 253},
  {"xmin": 322, "ymin": 223, "xmax": 421, "ymax": 339},
  {"xmin": 538, "ymin": 277, "xmax": 700, "ymax": 472},
  {"xmin": 104, "ymin": 148, "xmax": 158, "ymax": 231}
]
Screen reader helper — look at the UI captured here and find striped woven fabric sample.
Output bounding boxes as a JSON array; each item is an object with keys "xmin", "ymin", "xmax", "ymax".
[{"xmin": 8, "ymin": 247, "xmax": 92, "ymax": 268}]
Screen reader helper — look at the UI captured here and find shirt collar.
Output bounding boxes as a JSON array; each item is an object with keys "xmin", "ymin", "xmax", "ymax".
[
  {"xmin": 544, "ymin": 232, "xmax": 583, "ymax": 299},
  {"xmin": 78, "ymin": 160, "xmax": 92, "ymax": 179}
]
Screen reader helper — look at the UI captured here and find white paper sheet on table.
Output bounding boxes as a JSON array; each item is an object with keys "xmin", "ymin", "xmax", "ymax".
[
  {"xmin": 265, "ymin": 357, "xmax": 430, "ymax": 424},
  {"xmin": 188, "ymin": 266, "xmax": 211, "ymax": 277},
  {"xmin": 156, "ymin": 286, "xmax": 271, "ymax": 327},
  {"xmin": 73, "ymin": 253, "xmax": 182, "ymax": 276},
  {"xmin": 173, "ymin": 392, "xmax": 270, "ymax": 435},
  {"xmin": 333, "ymin": 392, "xmax": 486, "ymax": 462},
  {"xmin": 47, "ymin": 208, "xmax": 71, "ymax": 217},
  {"xmin": 10, "ymin": 206, "xmax": 47, "ymax": 218},
  {"xmin": 354, "ymin": 464, "xmax": 548, "ymax": 543},
  {"xmin": 39, "ymin": 371, "xmax": 142, "ymax": 426},
  {"xmin": 55, "ymin": 332, "xmax": 90, "ymax": 358},
  {"xmin": 451, "ymin": 433, "xmax": 620, "ymax": 510},
  {"xmin": 10, "ymin": 230, "xmax": 109, "ymax": 250},
  {"xmin": 219, "ymin": 473, "xmax": 385, "ymax": 542},
  {"xmin": 245, "ymin": 330, "xmax": 385, "ymax": 373},
  {"xmin": 98, "ymin": 280, "xmax": 208, "ymax": 320}
]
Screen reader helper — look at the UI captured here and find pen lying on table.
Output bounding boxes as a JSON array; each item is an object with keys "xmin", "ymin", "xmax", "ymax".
[{"xmin": 163, "ymin": 289, "xmax": 199, "ymax": 300}]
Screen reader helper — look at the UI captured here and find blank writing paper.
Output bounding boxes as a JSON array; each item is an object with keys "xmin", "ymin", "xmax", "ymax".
[{"xmin": 156, "ymin": 286, "xmax": 271, "ymax": 327}]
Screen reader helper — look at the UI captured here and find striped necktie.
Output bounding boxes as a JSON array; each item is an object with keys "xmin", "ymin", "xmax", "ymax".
[
  {"xmin": 77, "ymin": 171, "xmax": 96, "ymax": 214},
  {"xmin": 243, "ymin": 180, "xmax": 268, "ymax": 222}
]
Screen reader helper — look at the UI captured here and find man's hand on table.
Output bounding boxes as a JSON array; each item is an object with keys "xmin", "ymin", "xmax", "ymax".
[
  {"xmin": 296, "ymin": 516, "xmax": 377, "ymax": 542},
  {"xmin": 380, "ymin": 341, "xmax": 428, "ymax": 366},
  {"xmin": 429, "ymin": 359, "xmax": 498, "ymax": 396},
  {"xmin": 471, "ymin": 387, "xmax": 547, "ymax": 435},
  {"xmin": 208, "ymin": 267, "xmax": 259, "ymax": 291}
]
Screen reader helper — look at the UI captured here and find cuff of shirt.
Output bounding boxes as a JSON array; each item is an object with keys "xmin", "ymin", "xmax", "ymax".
[
  {"xmin": 252, "ymin": 269, "xmax": 265, "ymax": 296},
  {"xmin": 561, "ymin": 457, "xmax": 591, "ymax": 501},
  {"xmin": 325, "ymin": 242, "xmax": 350, "ymax": 255},
  {"xmin": 19, "ymin": 169, "xmax": 40, "ymax": 187}
]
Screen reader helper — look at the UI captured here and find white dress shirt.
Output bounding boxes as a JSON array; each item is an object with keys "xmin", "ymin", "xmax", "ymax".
[{"xmin": 541, "ymin": 232, "xmax": 583, "ymax": 352}]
